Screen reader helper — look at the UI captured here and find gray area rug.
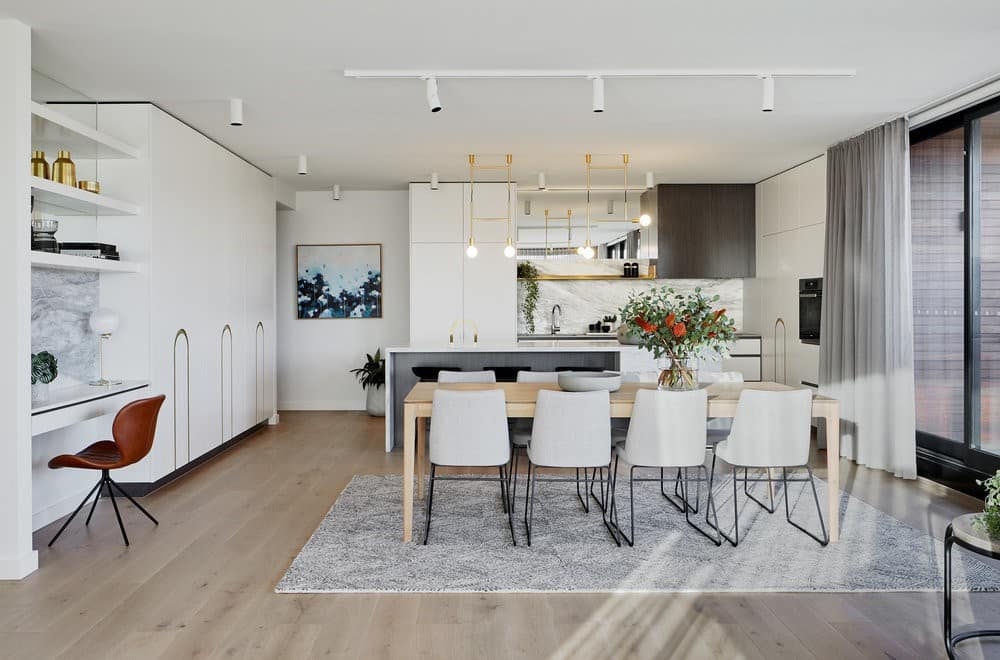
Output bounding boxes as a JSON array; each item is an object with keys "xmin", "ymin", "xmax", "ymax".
[{"xmin": 277, "ymin": 472, "xmax": 1000, "ymax": 593}]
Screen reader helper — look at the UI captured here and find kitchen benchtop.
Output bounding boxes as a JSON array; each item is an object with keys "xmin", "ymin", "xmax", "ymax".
[{"xmin": 386, "ymin": 343, "xmax": 628, "ymax": 353}]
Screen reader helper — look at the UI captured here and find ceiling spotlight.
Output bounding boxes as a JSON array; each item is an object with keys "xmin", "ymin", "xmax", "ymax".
[
  {"xmin": 297, "ymin": 154, "xmax": 308, "ymax": 175},
  {"xmin": 538, "ymin": 172, "xmax": 546, "ymax": 190},
  {"xmin": 524, "ymin": 199, "xmax": 531, "ymax": 215},
  {"xmin": 591, "ymin": 76, "xmax": 605, "ymax": 113},
  {"xmin": 761, "ymin": 75, "xmax": 774, "ymax": 112},
  {"xmin": 607, "ymin": 199, "xmax": 615, "ymax": 215},
  {"xmin": 504, "ymin": 237, "xmax": 516, "ymax": 259},
  {"xmin": 466, "ymin": 237, "xmax": 478, "ymax": 258},
  {"xmin": 333, "ymin": 184, "xmax": 341, "ymax": 200},
  {"xmin": 229, "ymin": 98, "xmax": 243, "ymax": 126},
  {"xmin": 425, "ymin": 76, "xmax": 442, "ymax": 112},
  {"xmin": 645, "ymin": 171, "xmax": 654, "ymax": 189},
  {"xmin": 430, "ymin": 172, "xmax": 439, "ymax": 190},
  {"xmin": 639, "ymin": 213, "xmax": 652, "ymax": 227}
]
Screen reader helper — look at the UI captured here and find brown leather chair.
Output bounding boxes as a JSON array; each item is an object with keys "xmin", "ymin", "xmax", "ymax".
[{"xmin": 48, "ymin": 394, "xmax": 166, "ymax": 547}]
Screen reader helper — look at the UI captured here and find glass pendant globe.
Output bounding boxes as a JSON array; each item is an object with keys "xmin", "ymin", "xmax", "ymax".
[
  {"xmin": 583, "ymin": 245, "xmax": 595, "ymax": 259},
  {"xmin": 503, "ymin": 243, "xmax": 516, "ymax": 258},
  {"xmin": 466, "ymin": 243, "xmax": 478, "ymax": 258},
  {"xmin": 639, "ymin": 213, "xmax": 652, "ymax": 227}
]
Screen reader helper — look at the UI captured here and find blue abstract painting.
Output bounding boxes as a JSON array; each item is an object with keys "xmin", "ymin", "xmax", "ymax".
[{"xmin": 296, "ymin": 244, "xmax": 382, "ymax": 319}]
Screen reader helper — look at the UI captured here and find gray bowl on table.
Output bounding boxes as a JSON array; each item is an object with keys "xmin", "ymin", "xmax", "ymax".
[{"xmin": 557, "ymin": 371, "xmax": 623, "ymax": 393}]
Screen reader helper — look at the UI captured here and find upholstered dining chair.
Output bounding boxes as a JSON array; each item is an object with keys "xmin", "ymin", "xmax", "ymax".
[
  {"xmin": 436, "ymin": 370, "xmax": 497, "ymax": 383},
  {"xmin": 47, "ymin": 394, "xmax": 166, "ymax": 547}
]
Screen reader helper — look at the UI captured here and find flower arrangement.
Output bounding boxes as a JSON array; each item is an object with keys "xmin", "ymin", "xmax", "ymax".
[
  {"xmin": 976, "ymin": 470, "xmax": 1000, "ymax": 539},
  {"xmin": 619, "ymin": 287, "xmax": 736, "ymax": 389}
]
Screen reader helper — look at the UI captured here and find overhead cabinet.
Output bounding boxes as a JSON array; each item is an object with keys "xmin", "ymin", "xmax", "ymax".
[{"xmin": 645, "ymin": 184, "xmax": 755, "ymax": 278}]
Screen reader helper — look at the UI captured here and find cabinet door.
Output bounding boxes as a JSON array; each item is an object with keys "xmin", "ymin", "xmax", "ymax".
[
  {"xmin": 463, "ymin": 246, "xmax": 515, "ymax": 344},
  {"xmin": 760, "ymin": 178, "xmax": 780, "ymax": 236},
  {"xmin": 778, "ymin": 169, "xmax": 800, "ymax": 233},
  {"xmin": 799, "ymin": 156, "xmax": 827, "ymax": 228},
  {"xmin": 410, "ymin": 243, "xmax": 464, "ymax": 344},
  {"xmin": 464, "ymin": 182, "xmax": 517, "ymax": 244},
  {"xmin": 410, "ymin": 183, "xmax": 463, "ymax": 243}
]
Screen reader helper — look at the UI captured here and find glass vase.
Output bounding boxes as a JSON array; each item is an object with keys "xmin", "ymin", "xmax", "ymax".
[{"xmin": 657, "ymin": 356, "xmax": 699, "ymax": 391}]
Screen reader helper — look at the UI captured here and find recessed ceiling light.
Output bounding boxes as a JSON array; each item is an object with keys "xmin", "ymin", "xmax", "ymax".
[
  {"xmin": 297, "ymin": 155, "xmax": 308, "ymax": 175},
  {"xmin": 425, "ymin": 76, "xmax": 442, "ymax": 113},
  {"xmin": 229, "ymin": 98, "xmax": 243, "ymax": 126}
]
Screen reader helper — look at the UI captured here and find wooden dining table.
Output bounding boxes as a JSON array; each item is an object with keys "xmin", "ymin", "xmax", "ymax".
[{"xmin": 400, "ymin": 380, "xmax": 841, "ymax": 543}]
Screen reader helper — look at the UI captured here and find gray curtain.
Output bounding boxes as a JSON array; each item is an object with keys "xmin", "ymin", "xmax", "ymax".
[{"xmin": 819, "ymin": 118, "xmax": 916, "ymax": 478}]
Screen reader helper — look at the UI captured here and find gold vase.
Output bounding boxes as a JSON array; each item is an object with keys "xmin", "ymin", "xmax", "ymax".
[
  {"xmin": 51, "ymin": 150, "xmax": 76, "ymax": 187},
  {"xmin": 30, "ymin": 150, "xmax": 49, "ymax": 179}
]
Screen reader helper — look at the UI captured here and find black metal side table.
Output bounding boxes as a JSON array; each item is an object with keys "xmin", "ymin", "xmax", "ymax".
[{"xmin": 945, "ymin": 514, "xmax": 1000, "ymax": 659}]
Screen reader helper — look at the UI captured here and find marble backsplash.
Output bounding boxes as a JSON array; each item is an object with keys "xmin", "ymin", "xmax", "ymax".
[
  {"xmin": 518, "ymin": 278, "xmax": 743, "ymax": 335},
  {"xmin": 32, "ymin": 269, "xmax": 99, "ymax": 385}
]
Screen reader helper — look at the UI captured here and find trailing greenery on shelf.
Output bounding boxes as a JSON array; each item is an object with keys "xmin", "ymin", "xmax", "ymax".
[
  {"xmin": 31, "ymin": 351, "xmax": 58, "ymax": 385},
  {"xmin": 976, "ymin": 470, "xmax": 1000, "ymax": 539},
  {"xmin": 517, "ymin": 261, "xmax": 540, "ymax": 334},
  {"xmin": 349, "ymin": 349, "xmax": 385, "ymax": 390}
]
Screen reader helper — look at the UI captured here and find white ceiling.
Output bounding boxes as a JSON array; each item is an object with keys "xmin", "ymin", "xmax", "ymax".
[{"xmin": 5, "ymin": 0, "xmax": 1000, "ymax": 190}]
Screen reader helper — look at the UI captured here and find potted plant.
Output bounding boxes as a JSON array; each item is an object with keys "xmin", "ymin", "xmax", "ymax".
[
  {"xmin": 620, "ymin": 287, "xmax": 736, "ymax": 390},
  {"xmin": 975, "ymin": 470, "xmax": 1000, "ymax": 539},
  {"xmin": 602, "ymin": 315, "xmax": 617, "ymax": 333},
  {"xmin": 517, "ymin": 261, "xmax": 540, "ymax": 334},
  {"xmin": 31, "ymin": 351, "xmax": 58, "ymax": 402},
  {"xmin": 350, "ymin": 349, "xmax": 385, "ymax": 416}
]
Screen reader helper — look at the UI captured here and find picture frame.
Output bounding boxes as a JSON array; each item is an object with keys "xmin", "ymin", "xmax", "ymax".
[{"xmin": 296, "ymin": 243, "xmax": 383, "ymax": 319}]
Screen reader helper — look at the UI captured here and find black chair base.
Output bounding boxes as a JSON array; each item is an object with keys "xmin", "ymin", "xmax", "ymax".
[
  {"xmin": 944, "ymin": 524, "xmax": 1000, "ymax": 659},
  {"xmin": 48, "ymin": 469, "xmax": 158, "ymax": 547},
  {"xmin": 523, "ymin": 462, "xmax": 619, "ymax": 547},
  {"xmin": 424, "ymin": 464, "xmax": 516, "ymax": 546}
]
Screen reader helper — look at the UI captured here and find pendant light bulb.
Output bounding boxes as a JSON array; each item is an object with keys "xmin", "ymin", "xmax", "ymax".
[
  {"xmin": 425, "ymin": 76, "xmax": 442, "ymax": 113},
  {"xmin": 430, "ymin": 172, "xmax": 439, "ymax": 190},
  {"xmin": 582, "ymin": 241, "xmax": 595, "ymax": 259},
  {"xmin": 538, "ymin": 172, "xmax": 546, "ymax": 190},
  {"xmin": 645, "ymin": 171, "xmax": 654, "ymax": 189},
  {"xmin": 297, "ymin": 154, "xmax": 308, "ymax": 175},
  {"xmin": 576, "ymin": 245, "xmax": 585, "ymax": 256},
  {"xmin": 761, "ymin": 75, "xmax": 775, "ymax": 112},
  {"xmin": 639, "ymin": 213, "xmax": 652, "ymax": 227},
  {"xmin": 333, "ymin": 184, "xmax": 341, "ymax": 200},
  {"xmin": 466, "ymin": 237, "xmax": 478, "ymax": 258},
  {"xmin": 591, "ymin": 76, "xmax": 605, "ymax": 113},
  {"xmin": 229, "ymin": 98, "xmax": 244, "ymax": 126},
  {"xmin": 503, "ymin": 237, "xmax": 516, "ymax": 259}
]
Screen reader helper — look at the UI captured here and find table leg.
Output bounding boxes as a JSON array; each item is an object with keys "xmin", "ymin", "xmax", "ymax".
[
  {"xmin": 825, "ymin": 408, "xmax": 840, "ymax": 543},
  {"xmin": 416, "ymin": 418, "xmax": 426, "ymax": 498},
  {"xmin": 403, "ymin": 405, "xmax": 415, "ymax": 543}
]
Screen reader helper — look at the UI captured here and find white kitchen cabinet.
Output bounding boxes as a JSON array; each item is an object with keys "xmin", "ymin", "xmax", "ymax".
[
  {"xmin": 799, "ymin": 156, "xmax": 827, "ymax": 228},
  {"xmin": 464, "ymin": 182, "xmax": 517, "ymax": 244},
  {"xmin": 410, "ymin": 243, "xmax": 464, "ymax": 344},
  {"xmin": 760, "ymin": 177, "xmax": 781, "ymax": 236},
  {"xmin": 463, "ymin": 246, "xmax": 516, "ymax": 344},
  {"xmin": 779, "ymin": 167, "xmax": 801, "ymax": 233},
  {"xmin": 410, "ymin": 183, "xmax": 464, "ymax": 243}
]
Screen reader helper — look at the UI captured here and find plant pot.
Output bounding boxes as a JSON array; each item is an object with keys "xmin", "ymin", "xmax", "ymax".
[
  {"xmin": 602, "ymin": 325, "xmax": 611, "ymax": 333},
  {"xmin": 32, "ymin": 382, "xmax": 49, "ymax": 403},
  {"xmin": 365, "ymin": 384, "xmax": 386, "ymax": 417},
  {"xmin": 656, "ymin": 356, "xmax": 699, "ymax": 391}
]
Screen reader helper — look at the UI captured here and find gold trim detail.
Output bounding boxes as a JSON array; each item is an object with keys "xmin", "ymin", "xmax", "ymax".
[
  {"xmin": 173, "ymin": 328, "xmax": 190, "ymax": 469},
  {"xmin": 221, "ymin": 324, "xmax": 233, "ymax": 444}
]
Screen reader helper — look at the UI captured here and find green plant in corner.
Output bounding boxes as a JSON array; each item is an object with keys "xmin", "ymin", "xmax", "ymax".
[
  {"xmin": 517, "ymin": 261, "xmax": 540, "ymax": 334},
  {"xmin": 349, "ymin": 349, "xmax": 385, "ymax": 390},
  {"xmin": 31, "ymin": 351, "xmax": 58, "ymax": 385},
  {"xmin": 975, "ymin": 470, "xmax": 1000, "ymax": 539}
]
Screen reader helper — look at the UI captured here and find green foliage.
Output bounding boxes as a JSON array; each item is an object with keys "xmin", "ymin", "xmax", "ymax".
[
  {"xmin": 517, "ymin": 261, "xmax": 540, "ymax": 334},
  {"xmin": 619, "ymin": 287, "xmax": 736, "ymax": 360},
  {"xmin": 31, "ymin": 351, "xmax": 58, "ymax": 385},
  {"xmin": 349, "ymin": 349, "xmax": 385, "ymax": 390},
  {"xmin": 976, "ymin": 470, "xmax": 1000, "ymax": 539}
]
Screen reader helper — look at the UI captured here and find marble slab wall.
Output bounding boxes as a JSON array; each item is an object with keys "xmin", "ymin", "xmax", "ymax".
[
  {"xmin": 32, "ymin": 269, "xmax": 99, "ymax": 385},
  {"xmin": 518, "ymin": 278, "xmax": 743, "ymax": 335}
]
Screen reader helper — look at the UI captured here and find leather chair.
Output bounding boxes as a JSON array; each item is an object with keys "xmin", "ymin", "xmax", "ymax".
[{"xmin": 47, "ymin": 394, "xmax": 166, "ymax": 547}]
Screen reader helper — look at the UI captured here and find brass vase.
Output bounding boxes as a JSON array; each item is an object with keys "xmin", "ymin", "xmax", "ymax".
[
  {"xmin": 51, "ymin": 150, "xmax": 76, "ymax": 187},
  {"xmin": 30, "ymin": 150, "xmax": 49, "ymax": 179}
]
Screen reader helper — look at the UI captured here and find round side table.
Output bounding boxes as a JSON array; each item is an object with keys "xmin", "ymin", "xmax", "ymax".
[{"xmin": 945, "ymin": 514, "xmax": 1000, "ymax": 659}]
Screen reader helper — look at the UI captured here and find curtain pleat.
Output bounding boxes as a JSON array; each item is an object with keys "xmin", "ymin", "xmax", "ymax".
[{"xmin": 819, "ymin": 118, "xmax": 917, "ymax": 478}]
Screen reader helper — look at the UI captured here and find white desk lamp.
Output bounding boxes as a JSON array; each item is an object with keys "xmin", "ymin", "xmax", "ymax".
[{"xmin": 89, "ymin": 308, "xmax": 122, "ymax": 386}]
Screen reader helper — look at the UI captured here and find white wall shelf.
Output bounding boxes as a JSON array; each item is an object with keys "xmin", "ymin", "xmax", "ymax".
[
  {"xmin": 30, "ymin": 251, "xmax": 143, "ymax": 274},
  {"xmin": 31, "ymin": 101, "xmax": 140, "ymax": 160},
  {"xmin": 31, "ymin": 176, "xmax": 139, "ymax": 216}
]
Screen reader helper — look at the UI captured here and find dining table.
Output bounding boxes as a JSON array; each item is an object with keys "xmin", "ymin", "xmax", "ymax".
[{"xmin": 400, "ymin": 380, "xmax": 841, "ymax": 543}]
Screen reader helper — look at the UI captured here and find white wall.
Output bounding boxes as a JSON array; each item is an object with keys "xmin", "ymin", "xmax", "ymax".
[{"xmin": 277, "ymin": 191, "xmax": 409, "ymax": 410}]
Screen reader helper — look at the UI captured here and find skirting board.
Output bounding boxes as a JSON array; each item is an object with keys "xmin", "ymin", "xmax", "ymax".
[
  {"xmin": 278, "ymin": 400, "xmax": 364, "ymax": 411},
  {"xmin": 0, "ymin": 550, "xmax": 39, "ymax": 581}
]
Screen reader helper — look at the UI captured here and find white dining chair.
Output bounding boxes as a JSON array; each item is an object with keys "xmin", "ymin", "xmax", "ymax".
[
  {"xmin": 609, "ymin": 388, "xmax": 721, "ymax": 546},
  {"xmin": 524, "ymin": 389, "xmax": 618, "ymax": 546},
  {"xmin": 508, "ymin": 371, "xmax": 560, "ymax": 499},
  {"xmin": 424, "ymin": 388, "xmax": 516, "ymax": 545},
  {"xmin": 437, "ymin": 370, "xmax": 497, "ymax": 383},
  {"xmin": 706, "ymin": 388, "xmax": 828, "ymax": 546}
]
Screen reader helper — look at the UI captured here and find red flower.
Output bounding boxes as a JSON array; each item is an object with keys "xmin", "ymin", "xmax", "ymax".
[
  {"xmin": 673, "ymin": 322, "xmax": 687, "ymax": 338},
  {"xmin": 665, "ymin": 312, "xmax": 676, "ymax": 328},
  {"xmin": 634, "ymin": 316, "xmax": 659, "ymax": 333},
  {"xmin": 713, "ymin": 308, "xmax": 727, "ymax": 321}
]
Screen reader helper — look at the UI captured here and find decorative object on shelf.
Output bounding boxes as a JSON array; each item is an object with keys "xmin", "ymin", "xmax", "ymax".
[
  {"xmin": 30, "ymin": 210, "xmax": 59, "ymax": 253},
  {"xmin": 51, "ymin": 150, "xmax": 76, "ymax": 187},
  {"xmin": 58, "ymin": 242, "xmax": 120, "ymax": 260},
  {"xmin": 76, "ymin": 180, "xmax": 100, "ymax": 194},
  {"xmin": 602, "ymin": 315, "xmax": 617, "ymax": 333},
  {"xmin": 620, "ymin": 286, "xmax": 736, "ymax": 391},
  {"xmin": 975, "ymin": 470, "xmax": 1000, "ymax": 539},
  {"xmin": 296, "ymin": 244, "xmax": 382, "ymax": 319},
  {"xmin": 89, "ymin": 308, "xmax": 123, "ymax": 386},
  {"xmin": 350, "ymin": 349, "xmax": 386, "ymax": 417},
  {"xmin": 466, "ymin": 153, "xmax": 515, "ymax": 259},
  {"xmin": 31, "ymin": 150, "xmax": 49, "ymax": 179},
  {"xmin": 31, "ymin": 350, "xmax": 58, "ymax": 402},
  {"xmin": 516, "ymin": 261, "xmax": 540, "ymax": 334}
]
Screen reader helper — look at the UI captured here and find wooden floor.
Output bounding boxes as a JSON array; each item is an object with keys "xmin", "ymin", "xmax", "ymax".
[{"xmin": 2, "ymin": 411, "xmax": 999, "ymax": 659}]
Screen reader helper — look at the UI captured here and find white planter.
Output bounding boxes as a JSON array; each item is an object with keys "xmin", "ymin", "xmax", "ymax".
[
  {"xmin": 365, "ymin": 384, "xmax": 386, "ymax": 417},
  {"xmin": 31, "ymin": 382, "xmax": 49, "ymax": 403}
]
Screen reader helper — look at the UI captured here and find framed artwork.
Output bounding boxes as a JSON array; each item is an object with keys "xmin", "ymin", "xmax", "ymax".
[{"xmin": 296, "ymin": 244, "xmax": 382, "ymax": 319}]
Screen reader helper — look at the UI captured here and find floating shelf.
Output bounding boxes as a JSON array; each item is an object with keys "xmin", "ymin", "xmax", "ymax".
[
  {"xmin": 518, "ymin": 274, "xmax": 656, "ymax": 281},
  {"xmin": 31, "ymin": 101, "xmax": 140, "ymax": 160},
  {"xmin": 30, "ymin": 251, "xmax": 143, "ymax": 274},
  {"xmin": 31, "ymin": 176, "xmax": 139, "ymax": 216}
]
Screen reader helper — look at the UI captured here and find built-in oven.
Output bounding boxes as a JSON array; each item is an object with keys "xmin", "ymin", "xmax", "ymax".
[{"xmin": 799, "ymin": 277, "xmax": 822, "ymax": 345}]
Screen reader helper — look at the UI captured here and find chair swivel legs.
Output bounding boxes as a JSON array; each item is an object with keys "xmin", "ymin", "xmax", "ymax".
[
  {"xmin": 108, "ymin": 479, "xmax": 158, "ymax": 525},
  {"xmin": 783, "ymin": 467, "xmax": 829, "ymax": 546},
  {"xmin": 85, "ymin": 482, "xmax": 103, "ymax": 526},
  {"xmin": 48, "ymin": 477, "xmax": 103, "ymax": 547},
  {"xmin": 107, "ymin": 478, "xmax": 130, "ymax": 546}
]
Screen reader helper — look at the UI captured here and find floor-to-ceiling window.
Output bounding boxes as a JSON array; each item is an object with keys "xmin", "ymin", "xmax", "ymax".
[{"xmin": 912, "ymin": 97, "xmax": 1000, "ymax": 481}]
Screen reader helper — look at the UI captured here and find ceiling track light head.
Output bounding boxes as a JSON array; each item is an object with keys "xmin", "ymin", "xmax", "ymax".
[
  {"xmin": 760, "ymin": 74, "xmax": 775, "ymax": 112},
  {"xmin": 424, "ymin": 76, "xmax": 442, "ymax": 112},
  {"xmin": 333, "ymin": 184, "xmax": 341, "ymax": 200},
  {"xmin": 591, "ymin": 76, "xmax": 605, "ymax": 113},
  {"xmin": 645, "ymin": 171, "xmax": 655, "ymax": 189},
  {"xmin": 430, "ymin": 172, "xmax": 439, "ymax": 190},
  {"xmin": 297, "ymin": 154, "xmax": 308, "ymax": 175},
  {"xmin": 538, "ymin": 172, "xmax": 546, "ymax": 190},
  {"xmin": 229, "ymin": 98, "xmax": 243, "ymax": 126}
]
